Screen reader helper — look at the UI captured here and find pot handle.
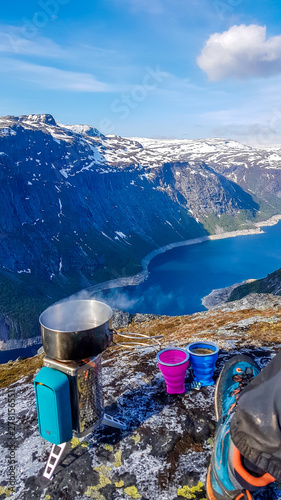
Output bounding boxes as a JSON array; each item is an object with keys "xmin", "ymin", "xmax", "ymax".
[{"xmin": 110, "ymin": 330, "xmax": 164, "ymax": 349}]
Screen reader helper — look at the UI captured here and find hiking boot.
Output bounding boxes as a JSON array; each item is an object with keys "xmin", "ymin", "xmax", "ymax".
[
  {"xmin": 214, "ymin": 354, "xmax": 261, "ymax": 422},
  {"xmin": 206, "ymin": 355, "xmax": 275, "ymax": 500}
]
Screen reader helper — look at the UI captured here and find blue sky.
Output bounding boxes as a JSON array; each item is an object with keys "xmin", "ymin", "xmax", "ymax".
[{"xmin": 1, "ymin": 0, "xmax": 281, "ymax": 145}]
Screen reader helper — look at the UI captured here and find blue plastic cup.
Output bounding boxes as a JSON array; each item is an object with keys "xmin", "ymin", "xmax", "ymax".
[{"xmin": 186, "ymin": 341, "xmax": 219, "ymax": 386}]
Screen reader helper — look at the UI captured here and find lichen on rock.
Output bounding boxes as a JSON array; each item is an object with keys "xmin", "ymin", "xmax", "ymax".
[
  {"xmin": 123, "ymin": 485, "xmax": 142, "ymax": 498},
  {"xmin": 177, "ymin": 481, "xmax": 205, "ymax": 499}
]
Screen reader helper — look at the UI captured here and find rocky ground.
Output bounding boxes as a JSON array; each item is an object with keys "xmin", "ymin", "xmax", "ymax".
[{"xmin": 1, "ymin": 294, "xmax": 281, "ymax": 499}]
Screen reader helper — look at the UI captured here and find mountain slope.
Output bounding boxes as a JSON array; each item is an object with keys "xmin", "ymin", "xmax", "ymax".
[
  {"xmin": 1, "ymin": 114, "xmax": 277, "ymax": 279},
  {"xmin": 128, "ymin": 136, "xmax": 281, "ymax": 213},
  {"xmin": 228, "ymin": 268, "xmax": 281, "ymax": 302},
  {"xmin": 0, "ymin": 114, "xmax": 280, "ymax": 341}
]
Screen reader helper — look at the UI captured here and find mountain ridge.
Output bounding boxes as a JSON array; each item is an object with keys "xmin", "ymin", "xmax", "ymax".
[{"xmin": 0, "ymin": 113, "xmax": 281, "ymax": 341}]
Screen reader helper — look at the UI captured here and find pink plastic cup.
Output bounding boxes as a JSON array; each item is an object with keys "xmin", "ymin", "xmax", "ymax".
[{"xmin": 156, "ymin": 348, "xmax": 189, "ymax": 394}]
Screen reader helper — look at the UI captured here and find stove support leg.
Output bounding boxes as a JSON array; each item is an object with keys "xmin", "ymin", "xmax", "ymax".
[
  {"xmin": 43, "ymin": 442, "xmax": 67, "ymax": 480},
  {"xmin": 102, "ymin": 413, "xmax": 126, "ymax": 430}
]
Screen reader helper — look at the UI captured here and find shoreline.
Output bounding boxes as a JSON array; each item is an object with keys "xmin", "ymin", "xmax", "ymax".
[
  {"xmin": 0, "ymin": 336, "xmax": 42, "ymax": 352},
  {"xmin": 1, "ymin": 213, "xmax": 281, "ymax": 355},
  {"xmin": 201, "ymin": 279, "xmax": 257, "ymax": 310},
  {"xmin": 87, "ymin": 213, "xmax": 281, "ymax": 296}
]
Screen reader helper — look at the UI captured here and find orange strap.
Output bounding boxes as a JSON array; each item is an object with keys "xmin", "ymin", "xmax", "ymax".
[{"xmin": 233, "ymin": 446, "xmax": 275, "ymax": 487}]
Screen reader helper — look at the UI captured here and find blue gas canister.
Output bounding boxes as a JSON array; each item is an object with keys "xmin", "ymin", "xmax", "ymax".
[{"xmin": 34, "ymin": 367, "xmax": 73, "ymax": 445}]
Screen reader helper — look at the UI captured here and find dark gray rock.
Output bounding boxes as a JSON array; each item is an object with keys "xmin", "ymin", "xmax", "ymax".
[
  {"xmin": 112, "ymin": 309, "xmax": 132, "ymax": 329},
  {"xmin": 133, "ymin": 313, "xmax": 161, "ymax": 323}
]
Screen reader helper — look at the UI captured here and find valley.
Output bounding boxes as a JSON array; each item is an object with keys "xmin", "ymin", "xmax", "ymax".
[{"xmin": 1, "ymin": 114, "xmax": 281, "ymax": 343}]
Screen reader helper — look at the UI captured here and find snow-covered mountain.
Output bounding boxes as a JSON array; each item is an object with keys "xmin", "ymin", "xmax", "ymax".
[{"xmin": 0, "ymin": 113, "xmax": 280, "ymax": 340}]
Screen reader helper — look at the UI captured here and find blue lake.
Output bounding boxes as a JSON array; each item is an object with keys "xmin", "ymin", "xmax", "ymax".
[
  {"xmin": 0, "ymin": 344, "xmax": 42, "ymax": 364},
  {"xmin": 96, "ymin": 221, "xmax": 281, "ymax": 316},
  {"xmin": 2, "ymin": 221, "xmax": 281, "ymax": 364}
]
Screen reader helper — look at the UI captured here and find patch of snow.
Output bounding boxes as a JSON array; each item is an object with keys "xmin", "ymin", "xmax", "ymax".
[
  {"xmin": 0, "ymin": 127, "xmax": 16, "ymax": 136},
  {"xmin": 74, "ymin": 161, "xmax": 96, "ymax": 174},
  {"xmin": 60, "ymin": 168, "xmax": 69, "ymax": 178},
  {"xmin": 101, "ymin": 232, "xmax": 113, "ymax": 241},
  {"xmin": 58, "ymin": 198, "xmax": 63, "ymax": 215},
  {"xmin": 115, "ymin": 231, "xmax": 127, "ymax": 239}
]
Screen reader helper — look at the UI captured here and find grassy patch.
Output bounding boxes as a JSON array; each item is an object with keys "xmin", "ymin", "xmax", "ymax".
[
  {"xmin": 0, "ymin": 354, "xmax": 44, "ymax": 388},
  {"xmin": 202, "ymin": 203, "xmax": 279, "ymax": 234}
]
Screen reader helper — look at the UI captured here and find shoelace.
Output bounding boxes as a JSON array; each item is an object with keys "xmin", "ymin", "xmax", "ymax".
[{"xmin": 228, "ymin": 367, "xmax": 255, "ymax": 414}]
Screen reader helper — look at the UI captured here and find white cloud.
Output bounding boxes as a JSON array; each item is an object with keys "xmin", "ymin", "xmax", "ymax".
[
  {"xmin": 0, "ymin": 58, "xmax": 113, "ymax": 92},
  {"xmin": 197, "ymin": 24, "xmax": 281, "ymax": 81},
  {"xmin": 0, "ymin": 24, "xmax": 122, "ymax": 66},
  {"xmin": 0, "ymin": 25, "xmax": 65, "ymax": 58}
]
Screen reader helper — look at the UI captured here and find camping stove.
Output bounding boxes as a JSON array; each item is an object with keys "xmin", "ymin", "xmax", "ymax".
[
  {"xmin": 36, "ymin": 353, "xmax": 125, "ymax": 480},
  {"xmin": 43, "ymin": 355, "xmax": 104, "ymax": 437},
  {"xmin": 35, "ymin": 299, "xmax": 163, "ymax": 480},
  {"xmin": 34, "ymin": 300, "xmax": 128, "ymax": 480}
]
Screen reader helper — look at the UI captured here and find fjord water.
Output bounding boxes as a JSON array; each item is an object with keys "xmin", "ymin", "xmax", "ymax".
[
  {"xmin": 2, "ymin": 222, "xmax": 280, "ymax": 364},
  {"xmin": 0, "ymin": 344, "xmax": 41, "ymax": 364},
  {"xmin": 99, "ymin": 221, "xmax": 281, "ymax": 315}
]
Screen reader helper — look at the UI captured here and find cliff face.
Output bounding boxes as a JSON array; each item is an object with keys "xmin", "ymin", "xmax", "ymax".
[{"xmin": 1, "ymin": 296, "xmax": 281, "ymax": 500}]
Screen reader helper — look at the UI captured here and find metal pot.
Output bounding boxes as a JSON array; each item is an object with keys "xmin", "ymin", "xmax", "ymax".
[{"xmin": 39, "ymin": 299, "xmax": 113, "ymax": 361}]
